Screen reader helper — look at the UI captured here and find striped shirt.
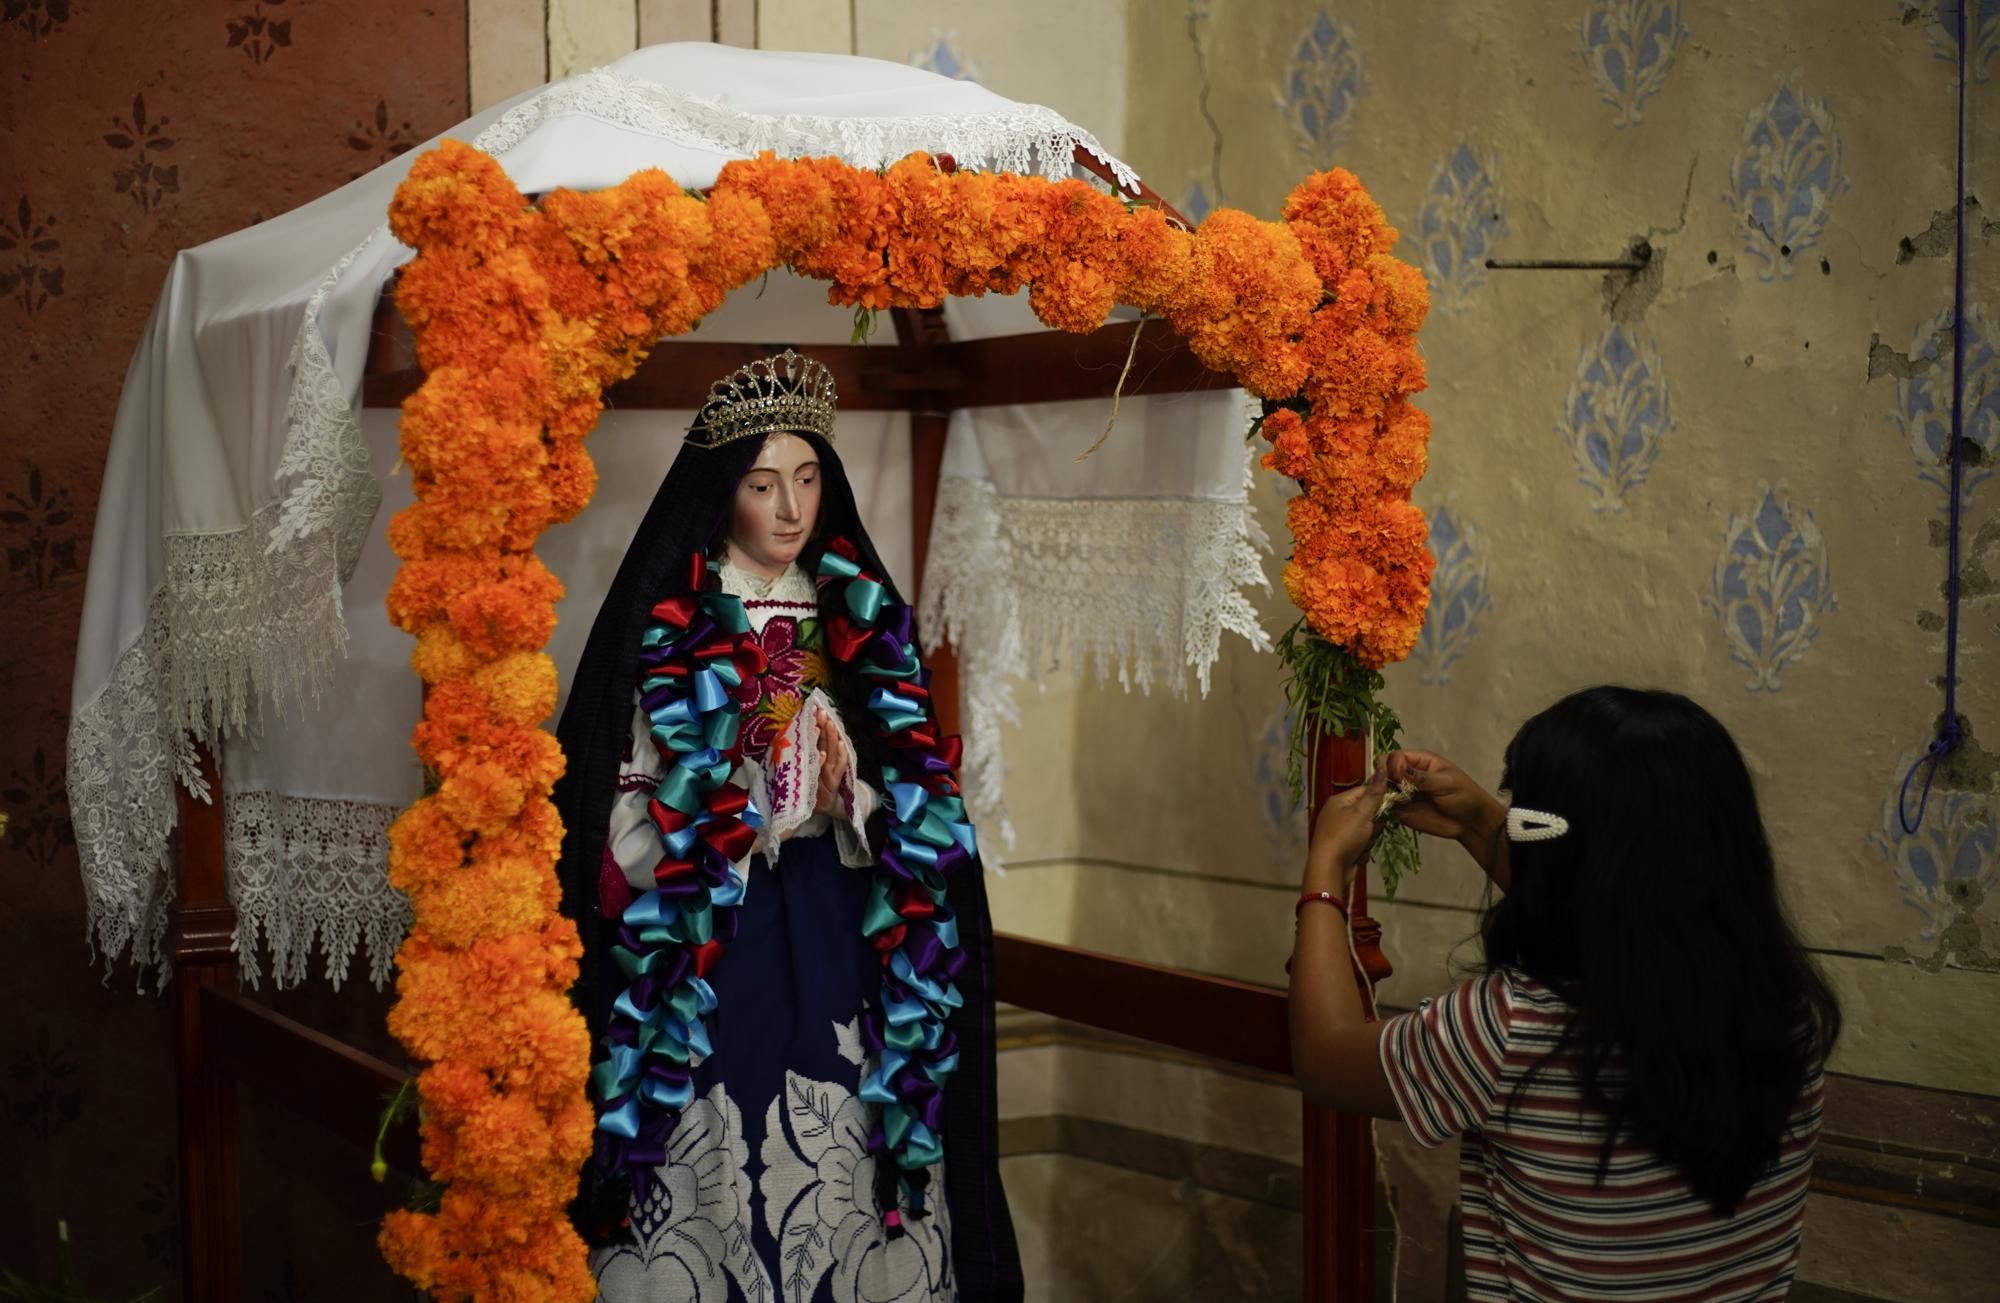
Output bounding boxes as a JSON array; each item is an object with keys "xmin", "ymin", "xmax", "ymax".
[{"xmin": 1378, "ymin": 969, "xmax": 1822, "ymax": 1301}]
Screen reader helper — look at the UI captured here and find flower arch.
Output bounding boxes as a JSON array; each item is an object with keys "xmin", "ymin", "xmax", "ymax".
[{"xmin": 375, "ymin": 139, "xmax": 1429, "ymax": 1298}]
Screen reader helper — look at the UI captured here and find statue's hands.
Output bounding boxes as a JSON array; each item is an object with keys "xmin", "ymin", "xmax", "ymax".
[{"xmin": 814, "ymin": 707, "xmax": 848, "ymax": 817}]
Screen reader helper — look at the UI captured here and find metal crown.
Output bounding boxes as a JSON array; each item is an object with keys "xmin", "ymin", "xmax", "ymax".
[{"xmin": 686, "ymin": 349, "xmax": 838, "ymax": 448}]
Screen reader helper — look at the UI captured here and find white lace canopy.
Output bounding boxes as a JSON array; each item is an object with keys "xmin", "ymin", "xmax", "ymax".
[{"xmin": 67, "ymin": 44, "xmax": 1263, "ymax": 990}]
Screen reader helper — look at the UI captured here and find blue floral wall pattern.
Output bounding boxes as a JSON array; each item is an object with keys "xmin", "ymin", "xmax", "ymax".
[
  {"xmin": 909, "ymin": 31, "xmax": 980, "ymax": 83},
  {"xmin": 1278, "ymin": 10, "xmax": 1365, "ymax": 170},
  {"xmin": 1704, "ymin": 484, "xmax": 1836, "ymax": 692},
  {"xmin": 1557, "ymin": 325, "xmax": 1673, "ymax": 512},
  {"xmin": 1725, "ymin": 74, "xmax": 1848, "ymax": 281},
  {"xmin": 1253, "ymin": 705, "xmax": 1307, "ymax": 856},
  {"xmin": 1891, "ymin": 304, "xmax": 1999, "ymax": 510},
  {"xmin": 1412, "ymin": 505, "xmax": 1491, "ymax": 686},
  {"xmin": 1872, "ymin": 752, "xmax": 1997, "ymax": 957},
  {"xmin": 1924, "ymin": 0, "xmax": 2000, "ymax": 84},
  {"xmin": 1579, "ymin": 0, "xmax": 1688, "ymax": 127},
  {"xmin": 1415, "ymin": 141, "xmax": 1507, "ymax": 315}
]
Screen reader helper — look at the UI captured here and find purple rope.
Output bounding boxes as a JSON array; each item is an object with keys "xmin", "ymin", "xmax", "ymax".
[{"xmin": 1898, "ymin": 0, "xmax": 1972, "ymax": 835}]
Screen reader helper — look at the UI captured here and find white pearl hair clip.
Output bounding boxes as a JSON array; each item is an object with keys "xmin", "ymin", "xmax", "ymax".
[{"xmin": 1505, "ymin": 806, "xmax": 1570, "ymax": 843}]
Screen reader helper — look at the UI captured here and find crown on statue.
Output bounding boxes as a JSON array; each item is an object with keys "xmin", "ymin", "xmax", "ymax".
[{"xmin": 686, "ymin": 349, "xmax": 838, "ymax": 448}]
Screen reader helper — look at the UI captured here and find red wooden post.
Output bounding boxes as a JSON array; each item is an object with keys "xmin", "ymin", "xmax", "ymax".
[
  {"xmin": 174, "ymin": 741, "xmax": 241, "ymax": 1303},
  {"xmin": 1303, "ymin": 728, "xmax": 1383, "ymax": 1302}
]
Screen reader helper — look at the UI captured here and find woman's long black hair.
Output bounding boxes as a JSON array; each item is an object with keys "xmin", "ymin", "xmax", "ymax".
[{"xmin": 1480, "ymin": 686, "xmax": 1840, "ymax": 1215}]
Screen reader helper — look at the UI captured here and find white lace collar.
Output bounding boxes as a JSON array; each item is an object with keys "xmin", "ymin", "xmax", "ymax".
[{"xmin": 718, "ymin": 557, "xmax": 816, "ymax": 605}]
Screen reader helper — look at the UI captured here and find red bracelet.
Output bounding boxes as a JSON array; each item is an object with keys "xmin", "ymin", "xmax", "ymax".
[{"xmin": 1295, "ymin": 890, "xmax": 1349, "ymax": 921}]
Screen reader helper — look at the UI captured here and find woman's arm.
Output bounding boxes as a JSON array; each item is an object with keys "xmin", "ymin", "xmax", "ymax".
[
  {"xmin": 1383, "ymin": 749, "xmax": 1511, "ymax": 892},
  {"xmin": 1286, "ymin": 781, "xmax": 1402, "ymax": 1119}
]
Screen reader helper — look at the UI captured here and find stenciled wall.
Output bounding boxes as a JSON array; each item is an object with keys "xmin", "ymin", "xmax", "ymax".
[{"xmin": 1, "ymin": 1, "xmax": 467, "ymax": 1295}]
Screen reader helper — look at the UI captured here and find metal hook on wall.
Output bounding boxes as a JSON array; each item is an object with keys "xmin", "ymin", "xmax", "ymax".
[{"xmin": 1485, "ymin": 239, "xmax": 1654, "ymax": 272}]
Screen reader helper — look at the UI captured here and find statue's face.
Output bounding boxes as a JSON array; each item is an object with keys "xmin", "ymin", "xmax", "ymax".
[{"xmin": 727, "ymin": 431, "xmax": 821, "ymax": 577}]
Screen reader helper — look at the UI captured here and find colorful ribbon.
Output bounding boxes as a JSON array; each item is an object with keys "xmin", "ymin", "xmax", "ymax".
[
  {"xmin": 817, "ymin": 537, "xmax": 978, "ymax": 1233},
  {"xmin": 592, "ymin": 555, "xmax": 763, "ymax": 1201}
]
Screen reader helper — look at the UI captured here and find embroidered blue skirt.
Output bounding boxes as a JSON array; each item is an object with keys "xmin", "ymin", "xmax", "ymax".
[{"xmin": 591, "ymin": 832, "xmax": 957, "ymax": 1303}]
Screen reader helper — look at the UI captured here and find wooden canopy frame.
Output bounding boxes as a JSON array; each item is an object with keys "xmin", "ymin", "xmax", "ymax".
[{"xmin": 171, "ymin": 155, "xmax": 1390, "ymax": 1302}]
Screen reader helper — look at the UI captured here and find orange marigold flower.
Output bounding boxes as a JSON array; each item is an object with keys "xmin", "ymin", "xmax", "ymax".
[
  {"xmin": 405, "ymin": 838, "xmax": 561, "ymax": 949},
  {"xmin": 436, "ymin": 759, "xmax": 529, "ymax": 835},
  {"xmin": 387, "ymin": 798, "xmax": 471, "ymax": 894},
  {"xmin": 1114, "ymin": 205, "xmax": 1195, "ymax": 317},
  {"xmin": 474, "ymin": 652, "xmax": 559, "ymax": 727},
  {"xmin": 1281, "ymin": 168, "xmax": 1397, "ymax": 270},
  {"xmin": 388, "ymin": 139, "xmax": 528, "ymax": 254},
  {"xmin": 694, "ymin": 184, "xmax": 777, "ymax": 299},
  {"xmin": 387, "ymin": 552, "xmax": 501, "ymax": 631},
  {"xmin": 1166, "ymin": 210, "xmax": 1319, "ymax": 398},
  {"xmin": 1376, "ymin": 399, "xmax": 1431, "ymax": 491},
  {"xmin": 715, "ymin": 152, "xmax": 842, "ymax": 263},
  {"xmin": 1366, "ymin": 252, "xmax": 1430, "ymax": 335},
  {"xmin": 410, "ymin": 625, "xmax": 479, "ymax": 684},
  {"xmin": 445, "ymin": 555, "xmax": 565, "ymax": 659}
]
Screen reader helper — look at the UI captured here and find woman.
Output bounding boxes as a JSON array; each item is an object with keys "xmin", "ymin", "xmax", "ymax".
[
  {"xmin": 1291, "ymin": 687, "xmax": 1840, "ymax": 1301},
  {"xmin": 553, "ymin": 350, "xmax": 1020, "ymax": 1302}
]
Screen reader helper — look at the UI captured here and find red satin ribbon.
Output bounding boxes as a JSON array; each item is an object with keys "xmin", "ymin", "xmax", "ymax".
[
  {"xmin": 828, "ymin": 615, "xmax": 872, "ymax": 663},
  {"xmin": 893, "ymin": 883, "xmax": 937, "ymax": 920},
  {"xmin": 651, "ymin": 593, "xmax": 697, "ymax": 627}
]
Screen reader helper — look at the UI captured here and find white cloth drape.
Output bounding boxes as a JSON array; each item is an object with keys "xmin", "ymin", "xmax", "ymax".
[
  {"xmin": 67, "ymin": 42, "xmax": 1265, "ymax": 989},
  {"xmin": 917, "ymin": 383, "xmax": 1271, "ymax": 846}
]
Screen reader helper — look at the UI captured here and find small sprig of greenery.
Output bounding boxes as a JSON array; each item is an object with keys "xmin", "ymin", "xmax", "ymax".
[
  {"xmin": 850, "ymin": 305, "xmax": 879, "ymax": 345},
  {"xmin": 370, "ymin": 1078, "xmax": 446, "ymax": 1212},
  {"xmin": 1277, "ymin": 618, "xmax": 1421, "ymax": 895}
]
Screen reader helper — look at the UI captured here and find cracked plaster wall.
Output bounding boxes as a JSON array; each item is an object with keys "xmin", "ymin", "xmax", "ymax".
[{"xmin": 1104, "ymin": 0, "xmax": 2000, "ymax": 1062}]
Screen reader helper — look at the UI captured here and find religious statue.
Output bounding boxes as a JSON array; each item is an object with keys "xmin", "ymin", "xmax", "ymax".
[{"xmin": 553, "ymin": 350, "xmax": 1020, "ymax": 1302}]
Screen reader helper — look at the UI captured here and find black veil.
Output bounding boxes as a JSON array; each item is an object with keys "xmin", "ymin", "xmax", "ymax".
[{"xmin": 551, "ymin": 420, "xmax": 1021, "ymax": 1299}]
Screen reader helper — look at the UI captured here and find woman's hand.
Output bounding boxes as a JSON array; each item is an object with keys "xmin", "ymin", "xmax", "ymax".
[
  {"xmin": 1306, "ymin": 778, "xmax": 1388, "ymax": 893},
  {"xmin": 1383, "ymin": 750, "xmax": 1502, "ymax": 841},
  {"xmin": 814, "ymin": 707, "xmax": 848, "ymax": 817},
  {"xmin": 1383, "ymin": 749, "xmax": 1510, "ymax": 888}
]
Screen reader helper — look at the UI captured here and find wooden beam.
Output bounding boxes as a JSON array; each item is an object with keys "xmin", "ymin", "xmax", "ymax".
[
  {"xmin": 174, "ymin": 744, "xmax": 241, "ymax": 1303},
  {"xmin": 1069, "ymin": 146, "xmax": 1196, "ymax": 232},
  {"xmin": 991, "ymin": 934, "xmax": 1292, "ymax": 1077},
  {"xmin": 940, "ymin": 319, "xmax": 1236, "ymax": 408},
  {"xmin": 203, "ymin": 985, "xmax": 422, "ymax": 1176},
  {"xmin": 362, "ymin": 291, "xmax": 1235, "ymax": 412},
  {"xmin": 364, "ymin": 340, "xmax": 942, "ymax": 412}
]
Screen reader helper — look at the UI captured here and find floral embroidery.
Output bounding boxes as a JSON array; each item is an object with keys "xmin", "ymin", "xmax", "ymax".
[
  {"xmin": 592, "ymin": 1084, "xmax": 775, "ymax": 1302},
  {"xmin": 759, "ymin": 1025, "xmax": 954, "ymax": 1303},
  {"xmin": 736, "ymin": 616, "xmax": 830, "ymax": 758}
]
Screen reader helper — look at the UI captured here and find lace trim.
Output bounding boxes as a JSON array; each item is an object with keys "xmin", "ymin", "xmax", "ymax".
[
  {"xmin": 170, "ymin": 497, "xmax": 356, "ymax": 739},
  {"xmin": 471, "ymin": 68, "xmax": 1138, "ymax": 190},
  {"xmin": 225, "ymin": 790, "xmax": 409, "ymax": 990},
  {"xmin": 918, "ymin": 453, "xmax": 1270, "ymax": 844},
  {"xmin": 71, "ymin": 495, "xmax": 366, "ymax": 983},
  {"xmin": 67, "ymin": 594, "xmax": 206, "ymax": 989},
  {"xmin": 266, "ymin": 240, "xmax": 381, "ymax": 568},
  {"xmin": 719, "ymin": 558, "xmax": 816, "ymax": 604}
]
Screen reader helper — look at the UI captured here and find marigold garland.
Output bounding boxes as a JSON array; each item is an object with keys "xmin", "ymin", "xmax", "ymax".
[{"xmin": 380, "ymin": 139, "xmax": 1428, "ymax": 1300}]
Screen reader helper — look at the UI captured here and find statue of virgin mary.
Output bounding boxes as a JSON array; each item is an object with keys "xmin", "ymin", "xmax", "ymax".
[{"xmin": 553, "ymin": 350, "xmax": 1020, "ymax": 1302}]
